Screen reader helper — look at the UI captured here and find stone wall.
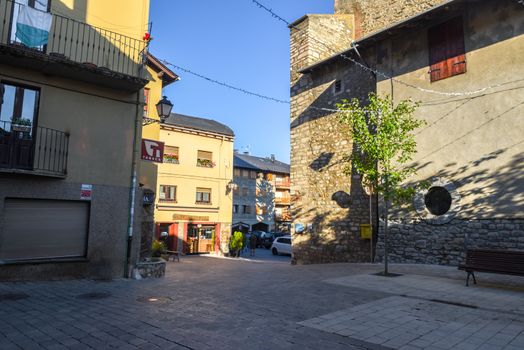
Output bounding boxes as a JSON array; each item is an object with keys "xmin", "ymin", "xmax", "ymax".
[
  {"xmin": 334, "ymin": 0, "xmax": 448, "ymax": 38},
  {"xmin": 290, "ymin": 15, "xmax": 377, "ymax": 264},
  {"xmin": 376, "ymin": 219, "xmax": 524, "ymax": 266}
]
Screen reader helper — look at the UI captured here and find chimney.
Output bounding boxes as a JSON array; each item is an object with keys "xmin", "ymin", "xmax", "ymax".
[
  {"xmin": 243, "ymin": 151, "xmax": 250, "ymax": 155},
  {"xmin": 234, "ymin": 149, "xmax": 239, "ymax": 154},
  {"xmin": 270, "ymin": 154, "xmax": 275, "ymax": 163}
]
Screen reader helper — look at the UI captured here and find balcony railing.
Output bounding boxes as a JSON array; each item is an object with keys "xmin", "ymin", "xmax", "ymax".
[
  {"xmin": 275, "ymin": 179, "xmax": 291, "ymax": 188},
  {"xmin": 275, "ymin": 212, "xmax": 292, "ymax": 222},
  {"xmin": 0, "ymin": 0, "xmax": 146, "ymax": 78},
  {"xmin": 0, "ymin": 120, "xmax": 69, "ymax": 177},
  {"xmin": 275, "ymin": 197, "xmax": 291, "ymax": 205}
]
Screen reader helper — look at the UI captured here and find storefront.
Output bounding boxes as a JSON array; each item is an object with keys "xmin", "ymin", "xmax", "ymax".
[{"xmin": 156, "ymin": 222, "xmax": 220, "ymax": 255}]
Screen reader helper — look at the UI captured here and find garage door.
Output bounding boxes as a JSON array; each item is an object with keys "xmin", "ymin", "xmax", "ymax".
[{"xmin": 0, "ymin": 199, "xmax": 89, "ymax": 261}]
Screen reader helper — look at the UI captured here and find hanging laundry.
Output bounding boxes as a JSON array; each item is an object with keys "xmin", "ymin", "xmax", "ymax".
[{"xmin": 15, "ymin": 5, "xmax": 52, "ymax": 48}]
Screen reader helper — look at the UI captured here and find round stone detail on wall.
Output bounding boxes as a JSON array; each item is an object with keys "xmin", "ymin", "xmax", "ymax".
[{"xmin": 414, "ymin": 178, "xmax": 461, "ymax": 225}]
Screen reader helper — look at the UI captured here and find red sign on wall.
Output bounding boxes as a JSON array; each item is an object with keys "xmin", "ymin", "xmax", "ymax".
[{"xmin": 141, "ymin": 139, "xmax": 164, "ymax": 163}]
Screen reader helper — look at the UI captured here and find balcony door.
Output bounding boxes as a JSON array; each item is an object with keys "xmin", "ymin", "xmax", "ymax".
[
  {"xmin": 10, "ymin": 0, "xmax": 51, "ymax": 49},
  {"xmin": 0, "ymin": 82, "xmax": 40, "ymax": 170}
]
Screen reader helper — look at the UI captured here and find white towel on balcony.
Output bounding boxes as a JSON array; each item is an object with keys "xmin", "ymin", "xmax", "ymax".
[{"xmin": 15, "ymin": 5, "xmax": 52, "ymax": 48}]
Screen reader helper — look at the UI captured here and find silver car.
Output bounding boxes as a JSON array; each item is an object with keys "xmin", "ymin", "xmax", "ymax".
[{"xmin": 271, "ymin": 235, "xmax": 292, "ymax": 255}]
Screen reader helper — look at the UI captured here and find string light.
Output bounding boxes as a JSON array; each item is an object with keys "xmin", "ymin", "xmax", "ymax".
[
  {"xmin": 251, "ymin": 0, "xmax": 519, "ymax": 97},
  {"xmin": 159, "ymin": 59, "xmax": 290, "ymax": 104}
]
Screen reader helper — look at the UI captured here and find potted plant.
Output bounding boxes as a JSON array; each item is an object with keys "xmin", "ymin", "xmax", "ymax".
[
  {"xmin": 11, "ymin": 118, "xmax": 32, "ymax": 133},
  {"xmin": 152, "ymin": 239, "xmax": 167, "ymax": 259}
]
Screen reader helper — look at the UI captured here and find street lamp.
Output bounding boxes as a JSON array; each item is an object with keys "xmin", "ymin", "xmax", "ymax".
[{"xmin": 142, "ymin": 96, "xmax": 173, "ymax": 125}]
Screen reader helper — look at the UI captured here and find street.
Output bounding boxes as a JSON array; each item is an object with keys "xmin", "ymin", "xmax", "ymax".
[{"xmin": 1, "ymin": 252, "xmax": 524, "ymax": 350}]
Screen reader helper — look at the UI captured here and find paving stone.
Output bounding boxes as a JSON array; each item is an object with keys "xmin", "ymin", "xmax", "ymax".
[{"xmin": 0, "ymin": 258, "xmax": 523, "ymax": 350}]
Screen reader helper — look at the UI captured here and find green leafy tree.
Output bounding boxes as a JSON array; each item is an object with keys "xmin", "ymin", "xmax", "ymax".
[
  {"xmin": 230, "ymin": 231, "xmax": 244, "ymax": 257},
  {"xmin": 338, "ymin": 93, "xmax": 425, "ymax": 275}
]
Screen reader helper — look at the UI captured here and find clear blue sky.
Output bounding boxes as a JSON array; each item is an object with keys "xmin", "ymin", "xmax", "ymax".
[{"xmin": 149, "ymin": 0, "xmax": 333, "ymax": 164}]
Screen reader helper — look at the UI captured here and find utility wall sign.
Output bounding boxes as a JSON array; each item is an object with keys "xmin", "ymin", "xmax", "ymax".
[
  {"xmin": 141, "ymin": 139, "xmax": 164, "ymax": 163},
  {"xmin": 80, "ymin": 184, "xmax": 92, "ymax": 200}
]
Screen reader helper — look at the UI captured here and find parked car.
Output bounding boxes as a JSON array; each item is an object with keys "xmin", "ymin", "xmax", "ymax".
[
  {"xmin": 263, "ymin": 232, "xmax": 287, "ymax": 249},
  {"xmin": 271, "ymin": 235, "xmax": 292, "ymax": 256}
]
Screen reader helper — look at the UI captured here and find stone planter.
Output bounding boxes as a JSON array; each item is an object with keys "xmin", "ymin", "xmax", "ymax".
[{"xmin": 135, "ymin": 258, "xmax": 166, "ymax": 279}]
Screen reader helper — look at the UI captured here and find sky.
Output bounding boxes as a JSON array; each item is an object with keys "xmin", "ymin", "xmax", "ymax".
[{"xmin": 148, "ymin": 0, "xmax": 333, "ymax": 164}]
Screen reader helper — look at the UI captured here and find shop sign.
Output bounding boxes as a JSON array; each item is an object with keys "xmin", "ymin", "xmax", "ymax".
[
  {"xmin": 141, "ymin": 139, "xmax": 164, "ymax": 163},
  {"xmin": 172, "ymin": 214, "xmax": 209, "ymax": 221}
]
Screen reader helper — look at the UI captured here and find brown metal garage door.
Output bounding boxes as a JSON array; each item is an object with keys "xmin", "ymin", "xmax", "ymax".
[{"xmin": 0, "ymin": 199, "xmax": 89, "ymax": 261}]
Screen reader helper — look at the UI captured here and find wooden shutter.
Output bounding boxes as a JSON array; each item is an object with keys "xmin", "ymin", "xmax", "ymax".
[{"xmin": 428, "ymin": 17, "xmax": 466, "ymax": 82}]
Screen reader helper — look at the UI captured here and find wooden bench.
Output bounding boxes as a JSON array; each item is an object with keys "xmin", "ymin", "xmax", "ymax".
[
  {"xmin": 165, "ymin": 250, "xmax": 180, "ymax": 262},
  {"xmin": 458, "ymin": 249, "xmax": 524, "ymax": 286}
]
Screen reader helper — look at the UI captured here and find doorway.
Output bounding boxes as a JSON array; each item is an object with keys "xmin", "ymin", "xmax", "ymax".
[{"xmin": 186, "ymin": 224, "xmax": 215, "ymax": 254}]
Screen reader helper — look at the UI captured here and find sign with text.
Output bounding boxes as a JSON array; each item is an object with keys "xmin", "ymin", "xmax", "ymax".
[
  {"xmin": 172, "ymin": 214, "xmax": 209, "ymax": 222},
  {"xmin": 141, "ymin": 139, "xmax": 164, "ymax": 163},
  {"xmin": 80, "ymin": 184, "xmax": 92, "ymax": 200}
]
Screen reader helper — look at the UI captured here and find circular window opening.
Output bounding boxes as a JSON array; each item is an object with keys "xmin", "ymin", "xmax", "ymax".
[{"xmin": 424, "ymin": 186, "xmax": 452, "ymax": 216}]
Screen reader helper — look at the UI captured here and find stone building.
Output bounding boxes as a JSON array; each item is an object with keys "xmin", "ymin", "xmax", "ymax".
[
  {"xmin": 232, "ymin": 152, "xmax": 291, "ymax": 233},
  {"xmin": 290, "ymin": 0, "xmax": 524, "ymax": 265}
]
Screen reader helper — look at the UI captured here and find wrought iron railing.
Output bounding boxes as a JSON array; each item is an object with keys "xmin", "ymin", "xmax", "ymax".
[
  {"xmin": 0, "ymin": 120, "xmax": 69, "ymax": 176},
  {"xmin": 0, "ymin": 0, "xmax": 146, "ymax": 78},
  {"xmin": 275, "ymin": 179, "xmax": 291, "ymax": 188},
  {"xmin": 275, "ymin": 196, "xmax": 291, "ymax": 205}
]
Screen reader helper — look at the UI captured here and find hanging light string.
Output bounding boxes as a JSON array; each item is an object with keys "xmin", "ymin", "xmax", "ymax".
[
  {"xmin": 160, "ymin": 58, "xmax": 361, "ymax": 113},
  {"xmin": 159, "ymin": 59, "xmax": 289, "ymax": 104},
  {"xmin": 250, "ymin": 0, "xmax": 518, "ymax": 97}
]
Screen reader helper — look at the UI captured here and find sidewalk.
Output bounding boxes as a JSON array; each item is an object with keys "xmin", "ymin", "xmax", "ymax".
[{"xmin": 299, "ymin": 264, "xmax": 524, "ymax": 350}]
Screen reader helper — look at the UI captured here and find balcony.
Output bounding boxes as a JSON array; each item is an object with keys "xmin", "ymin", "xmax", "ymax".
[
  {"xmin": 0, "ymin": 120, "xmax": 69, "ymax": 177},
  {"xmin": 274, "ymin": 197, "xmax": 291, "ymax": 206},
  {"xmin": 275, "ymin": 179, "xmax": 291, "ymax": 189},
  {"xmin": 275, "ymin": 212, "xmax": 292, "ymax": 222},
  {"xmin": 0, "ymin": 0, "xmax": 147, "ymax": 90}
]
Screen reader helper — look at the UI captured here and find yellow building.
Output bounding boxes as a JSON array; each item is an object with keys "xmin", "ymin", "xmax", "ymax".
[
  {"xmin": 154, "ymin": 114, "xmax": 235, "ymax": 255},
  {"xmin": 0, "ymin": 0, "xmax": 151, "ymax": 280}
]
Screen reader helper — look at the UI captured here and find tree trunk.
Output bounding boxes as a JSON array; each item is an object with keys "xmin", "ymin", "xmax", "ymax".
[{"xmin": 384, "ymin": 199, "xmax": 389, "ymax": 275}]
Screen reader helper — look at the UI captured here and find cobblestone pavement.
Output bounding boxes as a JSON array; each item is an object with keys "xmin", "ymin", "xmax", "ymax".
[{"xmin": 1, "ymin": 255, "xmax": 523, "ymax": 350}]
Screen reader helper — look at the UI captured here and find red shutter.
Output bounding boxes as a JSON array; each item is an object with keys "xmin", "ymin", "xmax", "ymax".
[{"xmin": 428, "ymin": 17, "xmax": 466, "ymax": 82}]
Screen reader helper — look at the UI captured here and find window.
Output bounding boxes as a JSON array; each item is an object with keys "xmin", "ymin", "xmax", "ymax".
[
  {"xmin": 249, "ymin": 170, "xmax": 257, "ymax": 179},
  {"xmin": 233, "ymin": 205, "xmax": 239, "ymax": 214},
  {"xmin": 159, "ymin": 185, "xmax": 176, "ymax": 202},
  {"xmin": 256, "ymin": 205, "xmax": 267, "ymax": 215},
  {"xmin": 242, "ymin": 187, "xmax": 248, "ymax": 196},
  {"xmin": 242, "ymin": 169, "xmax": 249, "ymax": 178},
  {"xmin": 243, "ymin": 205, "xmax": 251, "ymax": 214},
  {"xmin": 197, "ymin": 150, "xmax": 214, "ymax": 168},
  {"xmin": 234, "ymin": 168, "xmax": 241, "ymax": 177},
  {"xmin": 233, "ymin": 186, "xmax": 239, "ymax": 196},
  {"xmin": 333, "ymin": 80, "xmax": 343, "ymax": 94},
  {"xmin": 0, "ymin": 82, "xmax": 40, "ymax": 170},
  {"xmin": 163, "ymin": 146, "xmax": 179, "ymax": 164},
  {"xmin": 196, "ymin": 188, "xmax": 211, "ymax": 204},
  {"xmin": 424, "ymin": 187, "xmax": 452, "ymax": 216},
  {"xmin": 428, "ymin": 17, "xmax": 466, "ymax": 82},
  {"xmin": 0, "ymin": 82, "xmax": 39, "ymax": 128}
]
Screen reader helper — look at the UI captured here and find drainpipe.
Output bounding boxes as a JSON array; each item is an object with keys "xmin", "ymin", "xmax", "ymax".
[{"xmin": 125, "ymin": 90, "xmax": 142, "ymax": 278}]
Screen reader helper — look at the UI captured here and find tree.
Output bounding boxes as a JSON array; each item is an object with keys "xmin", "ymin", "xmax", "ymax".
[
  {"xmin": 337, "ymin": 93, "xmax": 425, "ymax": 275},
  {"xmin": 230, "ymin": 231, "xmax": 244, "ymax": 257}
]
